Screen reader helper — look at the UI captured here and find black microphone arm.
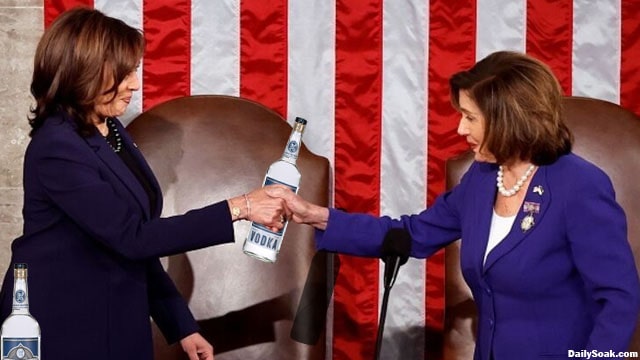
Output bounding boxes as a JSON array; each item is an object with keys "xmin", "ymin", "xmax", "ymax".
[{"xmin": 375, "ymin": 228, "xmax": 412, "ymax": 360}]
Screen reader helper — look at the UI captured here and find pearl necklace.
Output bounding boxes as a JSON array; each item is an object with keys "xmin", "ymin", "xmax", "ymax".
[
  {"xmin": 104, "ymin": 118, "xmax": 123, "ymax": 153},
  {"xmin": 496, "ymin": 164, "xmax": 536, "ymax": 197}
]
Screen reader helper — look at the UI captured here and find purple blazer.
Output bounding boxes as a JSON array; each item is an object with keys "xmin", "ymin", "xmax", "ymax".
[
  {"xmin": 0, "ymin": 113, "xmax": 235, "ymax": 360},
  {"xmin": 318, "ymin": 155, "xmax": 640, "ymax": 359}
]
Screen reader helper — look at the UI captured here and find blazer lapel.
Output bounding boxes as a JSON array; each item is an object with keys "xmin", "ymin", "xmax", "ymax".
[
  {"xmin": 483, "ymin": 166, "xmax": 551, "ymax": 274},
  {"xmin": 85, "ymin": 131, "xmax": 153, "ymax": 220},
  {"xmin": 116, "ymin": 119, "xmax": 163, "ymax": 218},
  {"xmin": 468, "ymin": 164, "xmax": 500, "ymax": 278}
]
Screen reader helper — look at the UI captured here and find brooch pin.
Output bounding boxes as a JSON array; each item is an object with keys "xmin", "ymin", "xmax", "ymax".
[
  {"xmin": 533, "ymin": 185, "xmax": 544, "ymax": 195},
  {"xmin": 521, "ymin": 201, "xmax": 540, "ymax": 232},
  {"xmin": 521, "ymin": 214, "xmax": 535, "ymax": 232}
]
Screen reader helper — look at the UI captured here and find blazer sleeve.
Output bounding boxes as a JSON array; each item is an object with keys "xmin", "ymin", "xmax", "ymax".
[
  {"xmin": 146, "ymin": 259, "xmax": 200, "ymax": 344},
  {"xmin": 32, "ymin": 130, "xmax": 235, "ymax": 260},
  {"xmin": 316, "ymin": 163, "xmax": 475, "ymax": 258},
  {"xmin": 565, "ymin": 167, "xmax": 640, "ymax": 352}
]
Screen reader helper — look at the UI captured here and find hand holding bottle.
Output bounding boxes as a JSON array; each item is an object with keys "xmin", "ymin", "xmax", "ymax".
[
  {"xmin": 265, "ymin": 186, "xmax": 329, "ymax": 230},
  {"xmin": 227, "ymin": 185, "xmax": 291, "ymax": 232}
]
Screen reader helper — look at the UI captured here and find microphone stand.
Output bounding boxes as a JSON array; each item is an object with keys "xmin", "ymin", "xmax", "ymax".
[
  {"xmin": 374, "ymin": 282, "xmax": 393, "ymax": 360},
  {"xmin": 375, "ymin": 259, "xmax": 400, "ymax": 360},
  {"xmin": 375, "ymin": 228, "xmax": 411, "ymax": 360}
]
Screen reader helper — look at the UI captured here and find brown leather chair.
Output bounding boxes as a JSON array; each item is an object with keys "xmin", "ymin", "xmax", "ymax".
[
  {"xmin": 126, "ymin": 95, "xmax": 331, "ymax": 360},
  {"xmin": 443, "ymin": 96, "xmax": 640, "ymax": 359}
]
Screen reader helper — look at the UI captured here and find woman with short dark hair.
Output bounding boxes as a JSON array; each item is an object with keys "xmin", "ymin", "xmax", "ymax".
[{"xmin": 0, "ymin": 7, "xmax": 288, "ymax": 360}]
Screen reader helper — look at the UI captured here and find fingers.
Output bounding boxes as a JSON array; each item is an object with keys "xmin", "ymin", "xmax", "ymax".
[
  {"xmin": 180, "ymin": 333, "xmax": 214, "ymax": 360},
  {"xmin": 186, "ymin": 350, "xmax": 199, "ymax": 360},
  {"xmin": 263, "ymin": 184, "xmax": 294, "ymax": 199}
]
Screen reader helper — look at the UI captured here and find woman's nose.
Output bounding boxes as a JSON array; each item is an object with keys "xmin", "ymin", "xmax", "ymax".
[
  {"xmin": 457, "ymin": 118, "xmax": 468, "ymax": 136},
  {"xmin": 128, "ymin": 71, "xmax": 141, "ymax": 91}
]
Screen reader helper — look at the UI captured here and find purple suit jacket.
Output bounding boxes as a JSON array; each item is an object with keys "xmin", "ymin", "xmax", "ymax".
[
  {"xmin": 318, "ymin": 154, "xmax": 640, "ymax": 359},
  {"xmin": 0, "ymin": 113, "xmax": 235, "ymax": 360}
]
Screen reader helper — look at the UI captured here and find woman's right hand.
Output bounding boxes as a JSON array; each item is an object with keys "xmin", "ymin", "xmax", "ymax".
[{"xmin": 264, "ymin": 187, "xmax": 329, "ymax": 230}]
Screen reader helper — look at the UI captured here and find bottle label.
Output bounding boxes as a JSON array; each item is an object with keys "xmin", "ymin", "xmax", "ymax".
[
  {"xmin": 12, "ymin": 291, "xmax": 27, "ymax": 312},
  {"xmin": 14, "ymin": 291, "xmax": 25, "ymax": 304},
  {"xmin": 244, "ymin": 177, "xmax": 297, "ymax": 256},
  {"xmin": 2, "ymin": 338, "xmax": 39, "ymax": 360},
  {"xmin": 283, "ymin": 140, "xmax": 299, "ymax": 161}
]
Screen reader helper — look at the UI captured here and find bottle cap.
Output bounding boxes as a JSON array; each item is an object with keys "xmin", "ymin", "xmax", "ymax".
[
  {"xmin": 294, "ymin": 117, "xmax": 307, "ymax": 125},
  {"xmin": 14, "ymin": 263, "xmax": 27, "ymax": 269}
]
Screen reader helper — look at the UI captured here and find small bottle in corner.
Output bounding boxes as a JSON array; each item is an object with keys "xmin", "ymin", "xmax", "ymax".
[
  {"xmin": 243, "ymin": 117, "xmax": 307, "ymax": 263},
  {"xmin": 1, "ymin": 263, "xmax": 41, "ymax": 360}
]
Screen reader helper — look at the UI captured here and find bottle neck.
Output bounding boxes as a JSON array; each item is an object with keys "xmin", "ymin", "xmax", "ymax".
[
  {"xmin": 281, "ymin": 123, "xmax": 305, "ymax": 163},
  {"xmin": 12, "ymin": 273, "xmax": 30, "ymax": 315}
]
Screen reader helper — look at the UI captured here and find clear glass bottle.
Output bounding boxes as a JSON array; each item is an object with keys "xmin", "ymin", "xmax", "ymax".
[
  {"xmin": 1, "ymin": 263, "xmax": 41, "ymax": 360},
  {"xmin": 243, "ymin": 117, "xmax": 307, "ymax": 262}
]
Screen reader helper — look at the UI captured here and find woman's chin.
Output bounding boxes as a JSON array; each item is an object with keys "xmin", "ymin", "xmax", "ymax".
[{"xmin": 473, "ymin": 153, "xmax": 496, "ymax": 164}]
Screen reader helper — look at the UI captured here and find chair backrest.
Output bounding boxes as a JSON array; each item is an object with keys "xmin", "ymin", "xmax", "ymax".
[
  {"xmin": 443, "ymin": 96, "xmax": 640, "ymax": 359},
  {"xmin": 126, "ymin": 95, "xmax": 330, "ymax": 360}
]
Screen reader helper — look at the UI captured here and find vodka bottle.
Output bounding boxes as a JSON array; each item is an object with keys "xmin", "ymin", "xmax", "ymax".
[
  {"xmin": 1, "ymin": 263, "xmax": 41, "ymax": 360},
  {"xmin": 243, "ymin": 117, "xmax": 307, "ymax": 263}
]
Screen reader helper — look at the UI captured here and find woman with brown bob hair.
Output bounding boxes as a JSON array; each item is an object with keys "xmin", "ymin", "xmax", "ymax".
[
  {"xmin": 449, "ymin": 51, "xmax": 573, "ymax": 166},
  {"xmin": 269, "ymin": 51, "xmax": 640, "ymax": 359},
  {"xmin": 0, "ymin": 7, "xmax": 289, "ymax": 360}
]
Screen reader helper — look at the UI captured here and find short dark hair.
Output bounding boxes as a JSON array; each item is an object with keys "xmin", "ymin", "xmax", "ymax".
[
  {"xmin": 449, "ymin": 51, "xmax": 573, "ymax": 165},
  {"xmin": 29, "ymin": 7, "xmax": 145, "ymax": 136}
]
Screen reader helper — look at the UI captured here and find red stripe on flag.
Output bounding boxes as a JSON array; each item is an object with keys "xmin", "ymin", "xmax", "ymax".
[
  {"xmin": 426, "ymin": 0, "xmax": 476, "ymax": 358},
  {"xmin": 142, "ymin": 0, "xmax": 191, "ymax": 110},
  {"xmin": 44, "ymin": 0, "xmax": 93, "ymax": 28},
  {"xmin": 333, "ymin": 0, "xmax": 383, "ymax": 358},
  {"xmin": 526, "ymin": 0, "xmax": 573, "ymax": 95},
  {"xmin": 239, "ymin": 0, "xmax": 288, "ymax": 117},
  {"xmin": 621, "ymin": 0, "xmax": 640, "ymax": 117}
]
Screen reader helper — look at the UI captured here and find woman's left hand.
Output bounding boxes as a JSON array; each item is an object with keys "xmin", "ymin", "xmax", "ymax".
[{"xmin": 180, "ymin": 332, "xmax": 214, "ymax": 360}]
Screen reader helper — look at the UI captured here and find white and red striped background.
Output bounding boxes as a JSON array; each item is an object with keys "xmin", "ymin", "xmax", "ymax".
[{"xmin": 43, "ymin": 1, "xmax": 640, "ymax": 359}]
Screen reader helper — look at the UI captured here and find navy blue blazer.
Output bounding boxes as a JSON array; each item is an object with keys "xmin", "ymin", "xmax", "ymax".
[
  {"xmin": 317, "ymin": 154, "xmax": 640, "ymax": 359},
  {"xmin": 0, "ymin": 113, "xmax": 235, "ymax": 360}
]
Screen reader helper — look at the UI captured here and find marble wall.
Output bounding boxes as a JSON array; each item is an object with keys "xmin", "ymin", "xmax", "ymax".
[{"xmin": 0, "ymin": 0, "xmax": 42, "ymax": 280}]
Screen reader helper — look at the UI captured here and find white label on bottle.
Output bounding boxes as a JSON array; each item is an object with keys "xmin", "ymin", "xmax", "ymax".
[
  {"xmin": 2, "ymin": 338, "xmax": 39, "ymax": 359},
  {"xmin": 251, "ymin": 178, "xmax": 297, "ymax": 236},
  {"xmin": 245, "ymin": 177, "xmax": 297, "ymax": 254}
]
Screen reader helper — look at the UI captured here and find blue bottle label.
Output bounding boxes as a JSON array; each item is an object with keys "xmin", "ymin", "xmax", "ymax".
[{"xmin": 2, "ymin": 337, "xmax": 39, "ymax": 360}]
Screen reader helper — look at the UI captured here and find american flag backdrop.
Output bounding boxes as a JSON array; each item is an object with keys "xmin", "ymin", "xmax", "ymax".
[{"xmin": 43, "ymin": 1, "xmax": 640, "ymax": 359}]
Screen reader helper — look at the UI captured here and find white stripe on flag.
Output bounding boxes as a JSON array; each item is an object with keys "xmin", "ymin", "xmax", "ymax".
[
  {"xmin": 96, "ymin": 0, "xmax": 143, "ymax": 125},
  {"xmin": 287, "ymin": 0, "xmax": 336, "ymax": 162},
  {"xmin": 476, "ymin": 0, "xmax": 526, "ymax": 60},
  {"xmin": 572, "ymin": 0, "xmax": 620, "ymax": 103},
  {"xmin": 287, "ymin": 3, "xmax": 337, "ymax": 358},
  {"xmin": 191, "ymin": 0, "xmax": 240, "ymax": 96},
  {"xmin": 379, "ymin": 0, "xmax": 428, "ymax": 359}
]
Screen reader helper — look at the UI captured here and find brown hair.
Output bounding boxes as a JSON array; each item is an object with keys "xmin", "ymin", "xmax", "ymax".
[
  {"xmin": 449, "ymin": 51, "xmax": 573, "ymax": 165},
  {"xmin": 29, "ymin": 7, "xmax": 144, "ymax": 136}
]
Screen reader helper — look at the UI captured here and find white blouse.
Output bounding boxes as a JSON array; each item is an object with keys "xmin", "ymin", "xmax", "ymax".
[{"xmin": 484, "ymin": 210, "xmax": 516, "ymax": 265}]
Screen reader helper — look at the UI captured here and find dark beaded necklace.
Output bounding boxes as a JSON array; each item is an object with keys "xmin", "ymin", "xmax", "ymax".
[{"xmin": 104, "ymin": 118, "xmax": 123, "ymax": 153}]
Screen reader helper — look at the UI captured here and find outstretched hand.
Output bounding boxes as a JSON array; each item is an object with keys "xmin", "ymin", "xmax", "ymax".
[
  {"xmin": 244, "ymin": 185, "xmax": 292, "ymax": 232},
  {"xmin": 264, "ymin": 186, "xmax": 329, "ymax": 230}
]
